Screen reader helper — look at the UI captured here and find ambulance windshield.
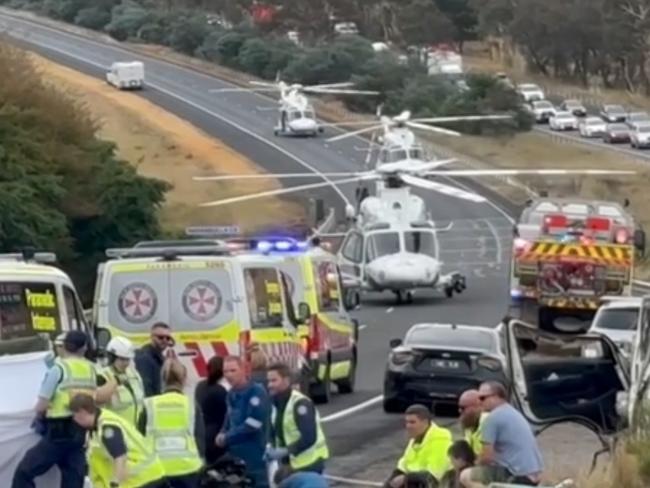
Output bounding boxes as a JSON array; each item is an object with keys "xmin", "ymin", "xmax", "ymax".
[
  {"xmin": 314, "ymin": 261, "xmax": 340, "ymax": 312},
  {"xmin": 0, "ymin": 282, "xmax": 62, "ymax": 340},
  {"xmin": 244, "ymin": 268, "xmax": 284, "ymax": 328},
  {"xmin": 106, "ymin": 261, "xmax": 235, "ymax": 333}
]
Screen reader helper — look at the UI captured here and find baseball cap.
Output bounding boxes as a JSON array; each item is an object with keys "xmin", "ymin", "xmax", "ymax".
[{"xmin": 63, "ymin": 330, "xmax": 88, "ymax": 353}]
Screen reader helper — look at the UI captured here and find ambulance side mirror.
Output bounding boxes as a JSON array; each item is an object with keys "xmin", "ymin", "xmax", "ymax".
[
  {"xmin": 297, "ymin": 302, "xmax": 311, "ymax": 323},
  {"xmin": 635, "ymin": 229, "xmax": 646, "ymax": 256},
  {"xmin": 96, "ymin": 327, "xmax": 112, "ymax": 351}
]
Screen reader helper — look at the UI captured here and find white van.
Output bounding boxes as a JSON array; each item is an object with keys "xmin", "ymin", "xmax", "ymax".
[
  {"xmin": 106, "ymin": 61, "xmax": 145, "ymax": 90},
  {"xmin": 92, "ymin": 241, "xmax": 306, "ymax": 386}
]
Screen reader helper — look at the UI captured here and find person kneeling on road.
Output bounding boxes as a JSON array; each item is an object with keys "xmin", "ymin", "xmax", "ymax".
[
  {"xmin": 265, "ymin": 363, "xmax": 329, "ymax": 475},
  {"xmin": 70, "ymin": 393, "xmax": 167, "ymax": 488},
  {"xmin": 459, "ymin": 381, "xmax": 543, "ymax": 488},
  {"xmin": 384, "ymin": 404, "xmax": 453, "ymax": 488}
]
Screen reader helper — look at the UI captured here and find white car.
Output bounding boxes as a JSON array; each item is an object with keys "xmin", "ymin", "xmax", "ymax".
[
  {"xmin": 516, "ymin": 83, "xmax": 545, "ymax": 102},
  {"xmin": 578, "ymin": 116, "xmax": 607, "ymax": 138},
  {"xmin": 589, "ymin": 297, "xmax": 640, "ymax": 358},
  {"xmin": 527, "ymin": 100, "xmax": 556, "ymax": 123},
  {"xmin": 106, "ymin": 61, "xmax": 144, "ymax": 90},
  {"xmin": 549, "ymin": 111, "xmax": 578, "ymax": 131},
  {"xmin": 630, "ymin": 123, "xmax": 650, "ymax": 148}
]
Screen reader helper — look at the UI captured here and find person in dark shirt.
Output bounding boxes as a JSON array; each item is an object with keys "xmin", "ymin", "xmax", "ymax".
[
  {"xmin": 134, "ymin": 322, "xmax": 173, "ymax": 397},
  {"xmin": 440, "ymin": 440, "xmax": 476, "ymax": 488},
  {"xmin": 194, "ymin": 356, "xmax": 228, "ymax": 465}
]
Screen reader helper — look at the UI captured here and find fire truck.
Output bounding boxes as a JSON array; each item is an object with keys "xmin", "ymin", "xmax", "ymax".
[{"xmin": 509, "ymin": 198, "xmax": 645, "ymax": 331}]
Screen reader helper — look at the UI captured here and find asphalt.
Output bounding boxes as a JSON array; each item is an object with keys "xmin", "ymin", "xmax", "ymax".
[{"xmin": 0, "ymin": 11, "xmax": 515, "ymax": 478}]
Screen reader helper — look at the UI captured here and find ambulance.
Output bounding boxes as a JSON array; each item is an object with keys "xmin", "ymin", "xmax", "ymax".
[
  {"xmin": 91, "ymin": 240, "xmax": 305, "ymax": 386},
  {"xmin": 226, "ymin": 236, "xmax": 360, "ymax": 404},
  {"xmin": 0, "ymin": 250, "xmax": 90, "ymax": 345}
]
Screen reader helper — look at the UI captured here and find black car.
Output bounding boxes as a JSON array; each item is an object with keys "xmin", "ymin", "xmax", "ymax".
[
  {"xmin": 600, "ymin": 104, "xmax": 627, "ymax": 123},
  {"xmin": 383, "ymin": 323, "xmax": 509, "ymax": 413},
  {"xmin": 561, "ymin": 99, "xmax": 587, "ymax": 117}
]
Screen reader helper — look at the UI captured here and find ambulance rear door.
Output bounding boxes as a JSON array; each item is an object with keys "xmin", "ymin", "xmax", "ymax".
[{"xmin": 242, "ymin": 263, "xmax": 301, "ymax": 371}]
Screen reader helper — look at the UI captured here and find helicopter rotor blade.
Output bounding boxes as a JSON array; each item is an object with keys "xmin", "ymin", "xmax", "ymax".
[
  {"xmin": 400, "ymin": 175, "xmax": 487, "ymax": 203},
  {"xmin": 193, "ymin": 172, "xmax": 364, "ymax": 181},
  {"xmin": 305, "ymin": 88, "xmax": 380, "ymax": 96},
  {"xmin": 365, "ymin": 130, "xmax": 376, "ymax": 166},
  {"xmin": 326, "ymin": 125, "xmax": 383, "ymax": 142},
  {"xmin": 209, "ymin": 87, "xmax": 278, "ymax": 93},
  {"xmin": 411, "ymin": 115, "xmax": 513, "ymax": 123},
  {"xmin": 199, "ymin": 175, "xmax": 377, "ymax": 207},
  {"xmin": 249, "ymin": 81, "xmax": 279, "ymax": 88},
  {"xmin": 425, "ymin": 169, "xmax": 637, "ymax": 177},
  {"xmin": 304, "ymin": 82, "xmax": 356, "ymax": 90},
  {"xmin": 406, "ymin": 121, "xmax": 462, "ymax": 137},
  {"xmin": 318, "ymin": 120, "xmax": 382, "ymax": 128}
]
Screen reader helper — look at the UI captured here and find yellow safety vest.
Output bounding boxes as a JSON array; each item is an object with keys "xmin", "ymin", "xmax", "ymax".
[
  {"xmin": 397, "ymin": 423, "xmax": 452, "ymax": 481},
  {"xmin": 88, "ymin": 409, "xmax": 165, "ymax": 488},
  {"xmin": 47, "ymin": 357, "xmax": 97, "ymax": 419},
  {"xmin": 143, "ymin": 391, "xmax": 203, "ymax": 477},
  {"xmin": 464, "ymin": 412, "xmax": 488, "ymax": 456},
  {"xmin": 102, "ymin": 365, "xmax": 145, "ymax": 427},
  {"xmin": 271, "ymin": 390, "xmax": 329, "ymax": 470}
]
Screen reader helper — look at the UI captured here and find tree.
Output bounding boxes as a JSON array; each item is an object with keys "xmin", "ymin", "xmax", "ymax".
[{"xmin": 396, "ymin": 0, "xmax": 457, "ymax": 47}]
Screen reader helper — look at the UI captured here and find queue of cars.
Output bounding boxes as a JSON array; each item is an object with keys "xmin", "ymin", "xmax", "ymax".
[{"xmin": 516, "ymin": 82, "xmax": 650, "ymax": 149}]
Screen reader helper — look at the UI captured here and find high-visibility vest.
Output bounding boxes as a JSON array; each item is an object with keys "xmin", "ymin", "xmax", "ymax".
[
  {"xmin": 143, "ymin": 391, "xmax": 203, "ymax": 477},
  {"xmin": 47, "ymin": 357, "xmax": 97, "ymax": 419},
  {"xmin": 102, "ymin": 365, "xmax": 145, "ymax": 426},
  {"xmin": 88, "ymin": 409, "xmax": 165, "ymax": 488},
  {"xmin": 271, "ymin": 390, "xmax": 329, "ymax": 470},
  {"xmin": 464, "ymin": 412, "xmax": 488, "ymax": 456},
  {"xmin": 397, "ymin": 423, "xmax": 452, "ymax": 481}
]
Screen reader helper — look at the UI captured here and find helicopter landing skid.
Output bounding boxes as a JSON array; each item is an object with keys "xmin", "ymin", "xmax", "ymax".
[{"xmin": 438, "ymin": 272, "xmax": 467, "ymax": 298}]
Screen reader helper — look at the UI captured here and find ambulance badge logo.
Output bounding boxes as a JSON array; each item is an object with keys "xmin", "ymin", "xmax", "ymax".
[
  {"xmin": 182, "ymin": 280, "xmax": 222, "ymax": 322},
  {"xmin": 118, "ymin": 283, "xmax": 157, "ymax": 323}
]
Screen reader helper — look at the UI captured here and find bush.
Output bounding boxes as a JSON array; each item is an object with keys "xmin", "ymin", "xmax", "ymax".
[
  {"xmin": 74, "ymin": 6, "xmax": 111, "ymax": 30},
  {"xmin": 237, "ymin": 38, "xmax": 273, "ymax": 77},
  {"xmin": 167, "ymin": 13, "xmax": 210, "ymax": 55},
  {"xmin": 104, "ymin": 1, "xmax": 150, "ymax": 41}
]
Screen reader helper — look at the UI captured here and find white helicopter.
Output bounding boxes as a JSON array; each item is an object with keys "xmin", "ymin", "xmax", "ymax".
[
  {"xmin": 210, "ymin": 78, "xmax": 379, "ymax": 137},
  {"xmin": 193, "ymin": 126, "xmax": 634, "ymax": 303}
]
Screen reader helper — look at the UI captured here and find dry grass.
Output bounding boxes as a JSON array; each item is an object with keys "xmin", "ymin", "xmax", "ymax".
[{"xmin": 27, "ymin": 52, "xmax": 305, "ymax": 234}]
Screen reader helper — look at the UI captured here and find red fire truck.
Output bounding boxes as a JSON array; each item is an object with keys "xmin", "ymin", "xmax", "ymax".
[{"xmin": 509, "ymin": 198, "xmax": 645, "ymax": 331}]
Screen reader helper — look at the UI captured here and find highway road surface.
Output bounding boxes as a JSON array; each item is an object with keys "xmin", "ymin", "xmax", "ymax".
[{"xmin": 0, "ymin": 10, "xmax": 519, "ymax": 483}]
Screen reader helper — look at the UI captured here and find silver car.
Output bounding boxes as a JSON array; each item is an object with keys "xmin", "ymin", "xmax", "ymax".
[
  {"xmin": 630, "ymin": 124, "xmax": 650, "ymax": 148},
  {"xmin": 589, "ymin": 298, "xmax": 640, "ymax": 358},
  {"xmin": 579, "ymin": 116, "xmax": 607, "ymax": 138}
]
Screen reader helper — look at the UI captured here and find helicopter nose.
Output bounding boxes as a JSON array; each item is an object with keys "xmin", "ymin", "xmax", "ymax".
[
  {"xmin": 289, "ymin": 118, "xmax": 317, "ymax": 132},
  {"xmin": 367, "ymin": 255, "xmax": 440, "ymax": 286}
]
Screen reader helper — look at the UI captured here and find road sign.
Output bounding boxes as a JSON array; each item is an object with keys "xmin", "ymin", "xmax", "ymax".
[{"xmin": 185, "ymin": 226, "xmax": 241, "ymax": 237}]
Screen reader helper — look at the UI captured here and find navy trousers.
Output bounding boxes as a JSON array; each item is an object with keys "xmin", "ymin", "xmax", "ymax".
[{"xmin": 167, "ymin": 472, "xmax": 200, "ymax": 488}]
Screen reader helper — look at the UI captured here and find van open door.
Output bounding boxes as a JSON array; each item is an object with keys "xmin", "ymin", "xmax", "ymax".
[
  {"xmin": 628, "ymin": 296, "xmax": 650, "ymax": 429},
  {"xmin": 505, "ymin": 319, "xmax": 629, "ymax": 437}
]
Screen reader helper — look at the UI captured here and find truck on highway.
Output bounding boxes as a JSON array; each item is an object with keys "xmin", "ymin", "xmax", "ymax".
[
  {"xmin": 106, "ymin": 61, "xmax": 144, "ymax": 90},
  {"xmin": 508, "ymin": 197, "xmax": 645, "ymax": 332}
]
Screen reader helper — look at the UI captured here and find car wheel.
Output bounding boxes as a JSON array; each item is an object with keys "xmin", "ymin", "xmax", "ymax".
[
  {"xmin": 310, "ymin": 360, "xmax": 332, "ymax": 404},
  {"xmin": 383, "ymin": 396, "xmax": 407, "ymax": 413},
  {"xmin": 336, "ymin": 353, "xmax": 356, "ymax": 394},
  {"xmin": 445, "ymin": 287, "xmax": 453, "ymax": 298}
]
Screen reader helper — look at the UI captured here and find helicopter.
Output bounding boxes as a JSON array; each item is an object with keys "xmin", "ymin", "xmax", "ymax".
[
  {"xmin": 210, "ymin": 78, "xmax": 379, "ymax": 137},
  {"xmin": 193, "ymin": 142, "xmax": 635, "ymax": 303}
]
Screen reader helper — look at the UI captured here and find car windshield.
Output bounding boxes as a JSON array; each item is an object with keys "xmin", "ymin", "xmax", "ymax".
[
  {"xmin": 557, "ymin": 113, "xmax": 573, "ymax": 119},
  {"xmin": 565, "ymin": 100, "xmax": 581, "ymax": 107},
  {"xmin": 404, "ymin": 231, "xmax": 437, "ymax": 256},
  {"xmin": 587, "ymin": 119, "xmax": 603, "ymax": 126},
  {"xmin": 593, "ymin": 307, "xmax": 638, "ymax": 331},
  {"xmin": 535, "ymin": 101, "xmax": 553, "ymax": 108},
  {"xmin": 607, "ymin": 106, "xmax": 625, "ymax": 113},
  {"xmin": 405, "ymin": 326, "xmax": 496, "ymax": 351},
  {"xmin": 520, "ymin": 85, "xmax": 539, "ymax": 91},
  {"xmin": 365, "ymin": 232, "xmax": 400, "ymax": 262},
  {"xmin": 637, "ymin": 126, "xmax": 650, "ymax": 133},
  {"xmin": 630, "ymin": 113, "xmax": 649, "ymax": 120},
  {"xmin": 609, "ymin": 124, "xmax": 628, "ymax": 131}
]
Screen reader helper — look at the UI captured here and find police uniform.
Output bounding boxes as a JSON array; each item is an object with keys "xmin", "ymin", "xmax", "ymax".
[
  {"xmin": 12, "ymin": 353, "xmax": 97, "ymax": 488},
  {"xmin": 141, "ymin": 389, "xmax": 204, "ymax": 488},
  {"xmin": 222, "ymin": 381, "xmax": 270, "ymax": 488},
  {"xmin": 98, "ymin": 365, "xmax": 146, "ymax": 427},
  {"xmin": 88, "ymin": 408, "xmax": 166, "ymax": 488},
  {"xmin": 270, "ymin": 389, "xmax": 329, "ymax": 474}
]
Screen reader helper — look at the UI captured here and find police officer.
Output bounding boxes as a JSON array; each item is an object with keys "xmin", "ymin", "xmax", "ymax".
[
  {"xmin": 12, "ymin": 330, "xmax": 96, "ymax": 488},
  {"xmin": 140, "ymin": 359, "xmax": 204, "ymax": 488},
  {"xmin": 96, "ymin": 337, "xmax": 145, "ymax": 426},
  {"xmin": 70, "ymin": 393, "xmax": 167, "ymax": 488},
  {"xmin": 216, "ymin": 355, "xmax": 270, "ymax": 488},
  {"xmin": 265, "ymin": 363, "xmax": 329, "ymax": 475}
]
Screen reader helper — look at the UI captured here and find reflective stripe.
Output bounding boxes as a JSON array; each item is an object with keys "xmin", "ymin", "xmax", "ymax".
[
  {"xmin": 48, "ymin": 357, "xmax": 97, "ymax": 419},
  {"xmin": 245, "ymin": 417, "xmax": 263, "ymax": 429},
  {"xmin": 103, "ymin": 366, "xmax": 145, "ymax": 426}
]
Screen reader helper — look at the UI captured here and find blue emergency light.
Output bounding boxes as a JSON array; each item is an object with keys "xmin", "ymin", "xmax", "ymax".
[{"xmin": 254, "ymin": 238, "xmax": 308, "ymax": 253}]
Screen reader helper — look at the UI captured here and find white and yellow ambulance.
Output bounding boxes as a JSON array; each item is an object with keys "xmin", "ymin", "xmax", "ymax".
[
  {"xmin": 0, "ymin": 251, "xmax": 90, "ymax": 346},
  {"xmin": 91, "ymin": 240, "xmax": 304, "ymax": 385}
]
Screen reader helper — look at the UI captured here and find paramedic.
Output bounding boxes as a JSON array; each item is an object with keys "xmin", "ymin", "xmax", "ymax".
[
  {"xmin": 216, "ymin": 356, "xmax": 270, "ymax": 488},
  {"xmin": 140, "ymin": 359, "xmax": 205, "ymax": 488},
  {"xmin": 265, "ymin": 363, "xmax": 329, "ymax": 475},
  {"xmin": 12, "ymin": 331, "xmax": 96, "ymax": 488},
  {"xmin": 135, "ymin": 322, "xmax": 173, "ymax": 397},
  {"xmin": 96, "ymin": 337, "xmax": 145, "ymax": 426},
  {"xmin": 70, "ymin": 393, "xmax": 167, "ymax": 488},
  {"xmin": 459, "ymin": 389, "xmax": 487, "ymax": 456}
]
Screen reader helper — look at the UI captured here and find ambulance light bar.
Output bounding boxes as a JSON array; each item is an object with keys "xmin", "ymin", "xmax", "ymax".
[
  {"xmin": 0, "ymin": 250, "xmax": 57, "ymax": 263},
  {"xmin": 226, "ymin": 236, "xmax": 309, "ymax": 253},
  {"xmin": 106, "ymin": 243, "xmax": 230, "ymax": 259}
]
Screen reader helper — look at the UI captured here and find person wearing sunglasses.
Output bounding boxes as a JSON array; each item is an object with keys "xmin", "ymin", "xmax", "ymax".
[
  {"xmin": 458, "ymin": 390, "xmax": 486, "ymax": 456},
  {"xmin": 134, "ymin": 322, "xmax": 174, "ymax": 398},
  {"xmin": 459, "ymin": 381, "xmax": 543, "ymax": 488}
]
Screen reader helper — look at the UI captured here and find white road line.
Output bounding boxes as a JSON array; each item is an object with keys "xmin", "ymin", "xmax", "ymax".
[
  {"xmin": 359, "ymin": 324, "xmax": 368, "ymax": 330},
  {"xmin": 0, "ymin": 16, "xmax": 352, "ymax": 207},
  {"xmin": 386, "ymin": 307, "xmax": 394, "ymax": 314},
  {"xmin": 324, "ymin": 475, "xmax": 383, "ymax": 487},
  {"xmin": 483, "ymin": 218, "xmax": 503, "ymax": 264},
  {"xmin": 321, "ymin": 394, "xmax": 384, "ymax": 423}
]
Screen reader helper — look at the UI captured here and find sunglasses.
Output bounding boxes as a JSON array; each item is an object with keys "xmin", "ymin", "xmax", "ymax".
[
  {"xmin": 154, "ymin": 334, "xmax": 173, "ymax": 342},
  {"xmin": 479, "ymin": 393, "xmax": 496, "ymax": 402}
]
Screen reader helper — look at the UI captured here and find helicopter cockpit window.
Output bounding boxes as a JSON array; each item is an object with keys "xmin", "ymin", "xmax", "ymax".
[
  {"xmin": 404, "ymin": 231, "xmax": 437, "ymax": 256},
  {"xmin": 389, "ymin": 150, "xmax": 408, "ymax": 163},
  {"xmin": 409, "ymin": 148, "xmax": 423, "ymax": 160},
  {"xmin": 365, "ymin": 232, "xmax": 400, "ymax": 262},
  {"xmin": 303, "ymin": 109, "xmax": 315, "ymax": 119},
  {"xmin": 289, "ymin": 110, "xmax": 302, "ymax": 120}
]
